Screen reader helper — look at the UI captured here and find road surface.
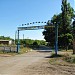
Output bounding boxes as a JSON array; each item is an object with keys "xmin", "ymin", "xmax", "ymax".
[
  {"xmin": 0, "ymin": 49, "xmax": 51, "ymax": 75},
  {"xmin": 0, "ymin": 47, "xmax": 75, "ymax": 75}
]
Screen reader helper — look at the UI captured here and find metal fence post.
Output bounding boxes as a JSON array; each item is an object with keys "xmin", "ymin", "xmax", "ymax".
[
  {"xmin": 17, "ymin": 30, "xmax": 20, "ymax": 53},
  {"xmin": 55, "ymin": 24, "xmax": 58, "ymax": 55}
]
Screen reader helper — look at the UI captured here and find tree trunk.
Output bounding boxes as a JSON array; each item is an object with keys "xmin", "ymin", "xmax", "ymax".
[
  {"xmin": 66, "ymin": 45, "xmax": 68, "ymax": 51},
  {"xmin": 73, "ymin": 39, "xmax": 75, "ymax": 54}
]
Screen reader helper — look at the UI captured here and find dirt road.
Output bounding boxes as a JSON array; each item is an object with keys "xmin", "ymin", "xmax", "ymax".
[
  {"xmin": 0, "ymin": 49, "xmax": 75, "ymax": 75},
  {"xmin": 0, "ymin": 50, "xmax": 51, "ymax": 75}
]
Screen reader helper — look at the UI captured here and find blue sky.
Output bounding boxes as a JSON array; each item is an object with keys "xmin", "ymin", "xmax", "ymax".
[{"xmin": 0, "ymin": 0, "xmax": 74, "ymax": 40}]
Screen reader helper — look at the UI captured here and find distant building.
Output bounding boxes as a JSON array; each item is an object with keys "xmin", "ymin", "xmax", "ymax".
[{"xmin": 0, "ymin": 40, "xmax": 14, "ymax": 45}]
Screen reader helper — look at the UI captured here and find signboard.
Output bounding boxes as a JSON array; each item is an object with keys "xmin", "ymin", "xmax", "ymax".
[{"xmin": 18, "ymin": 25, "xmax": 46, "ymax": 31}]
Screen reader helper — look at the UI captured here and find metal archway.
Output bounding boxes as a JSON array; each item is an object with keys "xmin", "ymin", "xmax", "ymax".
[{"xmin": 16, "ymin": 21, "xmax": 58, "ymax": 55}]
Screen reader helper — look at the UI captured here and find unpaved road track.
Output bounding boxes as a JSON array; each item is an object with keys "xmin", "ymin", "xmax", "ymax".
[
  {"xmin": 0, "ymin": 50, "xmax": 51, "ymax": 75},
  {"xmin": 0, "ymin": 50, "xmax": 75, "ymax": 75}
]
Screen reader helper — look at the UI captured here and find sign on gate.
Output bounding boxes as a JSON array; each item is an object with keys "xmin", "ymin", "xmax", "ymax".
[{"xmin": 18, "ymin": 25, "xmax": 46, "ymax": 31}]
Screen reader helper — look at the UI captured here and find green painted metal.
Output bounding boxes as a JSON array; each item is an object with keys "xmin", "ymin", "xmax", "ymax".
[
  {"xmin": 55, "ymin": 24, "xmax": 58, "ymax": 55},
  {"xmin": 17, "ymin": 21, "xmax": 58, "ymax": 54},
  {"xmin": 17, "ymin": 30, "xmax": 20, "ymax": 53}
]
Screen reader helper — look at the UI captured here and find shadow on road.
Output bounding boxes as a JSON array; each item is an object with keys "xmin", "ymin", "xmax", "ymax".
[{"xmin": 34, "ymin": 45, "xmax": 52, "ymax": 53}]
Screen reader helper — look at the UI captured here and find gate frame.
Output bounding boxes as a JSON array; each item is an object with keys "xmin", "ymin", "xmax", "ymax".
[{"xmin": 16, "ymin": 22, "xmax": 58, "ymax": 55}]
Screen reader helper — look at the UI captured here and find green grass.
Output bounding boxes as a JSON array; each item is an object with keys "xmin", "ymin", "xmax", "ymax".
[
  {"xmin": 19, "ymin": 47, "xmax": 32, "ymax": 54},
  {"xmin": 49, "ymin": 52, "xmax": 75, "ymax": 65},
  {"xmin": 64, "ymin": 54, "xmax": 75, "ymax": 63},
  {"xmin": 0, "ymin": 50, "xmax": 18, "ymax": 56}
]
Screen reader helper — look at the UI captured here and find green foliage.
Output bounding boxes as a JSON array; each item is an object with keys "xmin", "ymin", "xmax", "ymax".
[
  {"xmin": 40, "ymin": 40, "xmax": 47, "ymax": 45},
  {"xmin": 64, "ymin": 54, "xmax": 75, "ymax": 63},
  {"xmin": 15, "ymin": 39, "xmax": 46, "ymax": 47},
  {"xmin": 43, "ymin": 20, "xmax": 55, "ymax": 46},
  {"xmin": 49, "ymin": 53, "xmax": 75, "ymax": 64},
  {"xmin": 34, "ymin": 40, "xmax": 40, "ymax": 45},
  {"xmin": 61, "ymin": 0, "xmax": 74, "ymax": 34},
  {"xmin": 0, "ymin": 36, "xmax": 12, "ymax": 40},
  {"xmin": 59, "ymin": 33, "xmax": 73, "ymax": 49},
  {"xmin": 60, "ymin": 0, "xmax": 74, "ymax": 50},
  {"xmin": 33, "ymin": 41, "xmax": 38, "ymax": 46},
  {"xmin": 73, "ymin": 21, "xmax": 75, "ymax": 37},
  {"xmin": 43, "ymin": 0, "xmax": 74, "ymax": 50},
  {"xmin": 19, "ymin": 47, "xmax": 31, "ymax": 54},
  {"xmin": 65, "ymin": 56, "xmax": 75, "ymax": 63}
]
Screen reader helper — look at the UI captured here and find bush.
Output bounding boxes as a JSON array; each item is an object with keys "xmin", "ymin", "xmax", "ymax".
[{"xmin": 64, "ymin": 56, "xmax": 75, "ymax": 63}]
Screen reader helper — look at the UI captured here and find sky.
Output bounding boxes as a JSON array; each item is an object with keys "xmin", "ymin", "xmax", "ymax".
[{"xmin": 0, "ymin": 0, "xmax": 74, "ymax": 40}]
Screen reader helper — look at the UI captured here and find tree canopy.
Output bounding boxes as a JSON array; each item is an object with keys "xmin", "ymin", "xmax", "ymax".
[
  {"xmin": 43, "ymin": 0, "xmax": 74, "ymax": 50},
  {"xmin": 0, "ymin": 36, "xmax": 13, "ymax": 40}
]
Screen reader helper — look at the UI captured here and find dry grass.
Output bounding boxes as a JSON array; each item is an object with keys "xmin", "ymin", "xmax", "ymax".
[
  {"xmin": 49, "ymin": 51, "xmax": 75, "ymax": 65},
  {"xmin": 19, "ymin": 47, "xmax": 32, "ymax": 54}
]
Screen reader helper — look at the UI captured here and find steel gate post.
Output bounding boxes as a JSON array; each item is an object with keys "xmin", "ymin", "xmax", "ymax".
[
  {"xmin": 55, "ymin": 24, "xmax": 58, "ymax": 55},
  {"xmin": 17, "ymin": 30, "xmax": 20, "ymax": 53}
]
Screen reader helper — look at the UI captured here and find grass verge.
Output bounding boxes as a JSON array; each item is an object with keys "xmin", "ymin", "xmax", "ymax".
[
  {"xmin": 19, "ymin": 47, "xmax": 32, "ymax": 54},
  {"xmin": 49, "ymin": 52, "xmax": 75, "ymax": 65}
]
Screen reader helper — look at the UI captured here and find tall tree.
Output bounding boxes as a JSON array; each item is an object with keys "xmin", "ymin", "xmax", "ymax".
[
  {"xmin": 73, "ymin": 20, "xmax": 75, "ymax": 54},
  {"xmin": 61, "ymin": 0, "xmax": 74, "ymax": 34},
  {"xmin": 43, "ymin": 20, "xmax": 55, "ymax": 46},
  {"xmin": 43, "ymin": 0, "xmax": 74, "ymax": 50},
  {"xmin": 61, "ymin": 0, "xmax": 74, "ymax": 50}
]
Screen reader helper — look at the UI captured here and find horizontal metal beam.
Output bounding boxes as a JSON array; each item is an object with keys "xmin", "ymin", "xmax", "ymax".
[{"xmin": 18, "ymin": 25, "xmax": 54, "ymax": 31}]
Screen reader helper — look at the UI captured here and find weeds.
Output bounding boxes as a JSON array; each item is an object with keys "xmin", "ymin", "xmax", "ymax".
[
  {"xmin": 19, "ymin": 47, "xmax": 32, "ymax": 54},
  {"xmin": 49, "ymin": 52, "xmax": 75, "ymax": 65},
  {"xmin": 64, "ymin": 55, "xmax": 75, "ymax": 63}
]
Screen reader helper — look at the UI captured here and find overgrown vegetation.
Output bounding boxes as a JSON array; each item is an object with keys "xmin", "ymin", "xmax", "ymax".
[
  {"xmin": 0, "ymin": 36, "xmax": 13, "ymax": 40},
  {"xmin": 64, "ymin": 55, "xmax": 75, "ymax": 63},
  {"xmin": 0, "ymin": 37, "xmax": 47, "ymax": 55},
  {"xmin": 15, "ymin": 39, "xmax": 47, "ymax": 47},
  {"xmin": 43, "ymin": 0, "xmax": 75, "ymax": 52},
  {"xmin": 19, "ymin": 47, "xmax": 32, "ymax": 54},
  {"xmin": 49, "ymin": 52, "xmax": 75, "ymax": 65}
]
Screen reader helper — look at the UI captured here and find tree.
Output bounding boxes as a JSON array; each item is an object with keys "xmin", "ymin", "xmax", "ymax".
[
  {"xmin": 40, "ymin": 40, "xmax": 47, "ymax": 45},
  {"xmin": 73, "ymin": 20, "xmax": 75, "ymax": 35},
  {"xmin": 72, "ymin": 20, "xmax": 75, "ymax": 54},
  {"xmin": 61, "ymin": 0, "xmax": 74, "ymax": 34},
  {"xmin": 43, "ymin": 0, "xmax": 74, "ymax": 51},
  {"xmin": 43, "ymin": 20, "xmax": 55, "ymax": 47},
  {"xmin": 61, "ymin": 0, "xmax": 74, "ymax": 50},
  {"xmin": 0, "ymin": 36, "xmax": 13, "ymax": 40}
]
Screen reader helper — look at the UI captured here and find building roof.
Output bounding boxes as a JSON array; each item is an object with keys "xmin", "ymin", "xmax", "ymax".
[{"xmin": 0, "ymin": 40, "xmax": 12, "ymax": 41}]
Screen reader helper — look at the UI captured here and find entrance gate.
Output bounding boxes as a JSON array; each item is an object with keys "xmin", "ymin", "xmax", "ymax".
[{"xmin": 16, "ymin": 21, "xmax": 58, "ymax": 55}]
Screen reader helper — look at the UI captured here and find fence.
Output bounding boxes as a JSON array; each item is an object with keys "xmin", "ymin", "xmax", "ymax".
[{"xmin": 0, "ymin": 46, "xmax": 17, "ymax": 52}]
